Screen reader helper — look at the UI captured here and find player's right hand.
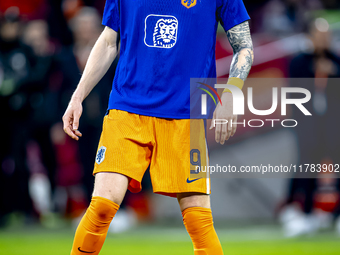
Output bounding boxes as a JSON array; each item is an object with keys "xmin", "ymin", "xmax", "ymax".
[{"xmin": 62, "ymin": 99, "xmax": 83, "ymax": 141}]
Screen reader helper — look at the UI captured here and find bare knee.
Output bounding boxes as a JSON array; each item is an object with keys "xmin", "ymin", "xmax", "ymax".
[
  {"xmin": 177, "ymin": 192, "xmax": 210, "ymax": 212},
  {"xmin": 92, "ymin": 172, "xmax": 129, "ymax": 205}
]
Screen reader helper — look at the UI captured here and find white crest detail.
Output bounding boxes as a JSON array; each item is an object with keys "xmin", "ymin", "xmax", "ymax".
[
  {"xmin": 96, "ymin": 146, "xmax": 106, "ymax": 164},
  {"xmin": 144, "ymin": 14, "xmax": 178, "ymax": 49}
]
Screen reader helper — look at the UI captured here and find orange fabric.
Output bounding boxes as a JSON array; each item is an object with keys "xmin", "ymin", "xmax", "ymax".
[
  {"xmin": 70, "ymin": 196, "xmax": 119, "ymax": 255},
  {"xmin": 93, "ymin": 109, "xmax": 210, "ymax": 197},
  {"xmin": 182, "ymin": 207, "xmax": 223, "ymax": 255}
]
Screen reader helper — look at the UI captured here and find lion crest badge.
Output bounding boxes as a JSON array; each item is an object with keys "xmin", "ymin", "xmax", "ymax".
[
  {"xmin": 181, "ymin": 0, "xmax": 197, "ymax": 9},
  {"xmin": 144, "ymin": 15, "xmax": 178, "ymax": 49}
]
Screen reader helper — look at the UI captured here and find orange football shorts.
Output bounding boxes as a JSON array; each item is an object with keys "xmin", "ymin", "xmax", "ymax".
[{"xmin": 93, "ymin": 109, "xmax": 210, "ymax": 197}]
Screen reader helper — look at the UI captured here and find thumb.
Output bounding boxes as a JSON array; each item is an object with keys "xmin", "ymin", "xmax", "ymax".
[
  {"xmin": 210, "ymin": 111, "xmax": 216, "ymax": 130},
  {"xmin": 210, "ymin": 119, "xmax": 214, "ymax": 130}
]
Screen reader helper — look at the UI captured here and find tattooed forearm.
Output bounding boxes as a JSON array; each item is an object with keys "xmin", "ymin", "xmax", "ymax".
[{"xmin": 227, "ymin": 21, "xmax": 254, "ymax": 81}]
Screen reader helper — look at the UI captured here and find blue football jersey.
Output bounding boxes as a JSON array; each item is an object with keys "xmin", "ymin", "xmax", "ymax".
[{"xmin": 102, "ymin": 0, "xmax": 249, "ymax": 119}]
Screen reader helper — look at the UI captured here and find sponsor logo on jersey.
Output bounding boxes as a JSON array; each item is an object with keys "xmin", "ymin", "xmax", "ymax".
[
  {"xmin": 181, "ymin": 0, "xmax": 197, "ymax": 9},
  {"xmin": 144, "ymin": 15, "xmax": 178, "ymax": 49},
  {"xmin": 96, "ymin": 146, "xmax": 106, "ymax": 164}
]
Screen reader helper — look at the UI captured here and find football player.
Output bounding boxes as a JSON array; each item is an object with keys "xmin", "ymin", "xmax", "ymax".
[{"xmin": 62, "ymin": 0, "xmax": 253, "ymax": 254}]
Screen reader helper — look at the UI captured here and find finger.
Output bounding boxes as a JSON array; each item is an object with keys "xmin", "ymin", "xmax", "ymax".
[
  {"xmin": 66, "ymin": 127, "xmax": 79, "ymax": 140},
  {"xmin": 215, "ymin": 123, "xmax": 221, "ymax": 143},
  {"xmin": 210, "ymin": 119, "xmax": 214, "ymax": 130},
  {"xmin": 226, "ymin": 117, "xmax": 232, "ymax": 140},
  {"xmin": 74, "ymin": 130, "xmax": 82, "ymax": 137},
  {"xmin": 63, "ymin": 114, "xmax": 71, "ymax": 132},
  {"xmin": 220, "ymin": 121, "xmax": 228, "ymax": 145},
  {"xmin": 231, "ymin": 116, "xmax": 238, "ymax": 137},
  {"xmin": 62, "ymin": 112, "xmax": 69, "ymax": 124},
  {"xmin": 210, "ymin": 111, "xmax": 216, "ymax": 130},
  {"xmin": 64, "ymin": 125, "xmax": 79, "ymax": 140},
  {"xmin": 73, "ymin": 110, "xmax": 81, "ymax": 130}
]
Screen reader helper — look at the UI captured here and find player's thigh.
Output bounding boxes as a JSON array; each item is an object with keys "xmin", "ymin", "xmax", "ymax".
[
  {"xmin": 177, "ymin": 192, "xmax": 211, "ymax": 212},
  {"xmin": 92, "ymin": 172, "xmax": 129, "ymax": 205}
]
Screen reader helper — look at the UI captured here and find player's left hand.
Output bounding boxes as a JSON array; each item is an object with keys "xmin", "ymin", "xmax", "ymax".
[{"xmin": 210, "ymin": 92, "xmax": 237, "ymax": 145}]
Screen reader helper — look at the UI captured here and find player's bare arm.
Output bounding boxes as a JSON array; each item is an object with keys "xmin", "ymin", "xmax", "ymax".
[
  {"xmin": 62, "ymin": 26, "xmax": 118, "ymax": 140},
  {"xmin": 212, "ymin": 21, "xmax": 254, "ymax": 145}
]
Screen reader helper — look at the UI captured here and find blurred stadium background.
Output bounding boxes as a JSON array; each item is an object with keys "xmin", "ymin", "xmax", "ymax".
[{"xmin": 1, "ymin": 0, "xmax": 340, "ymax": 254}]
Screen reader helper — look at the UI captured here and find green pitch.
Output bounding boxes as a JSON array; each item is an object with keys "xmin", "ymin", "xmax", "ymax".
[{"xmin": 1, "ymin": 225, "xmax": 340, "ymax": 255}]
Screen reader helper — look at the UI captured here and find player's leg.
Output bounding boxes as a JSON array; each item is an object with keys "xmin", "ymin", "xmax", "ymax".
[
  {"xmin": 177, "ymin": 192, "xmax": 223, "ymax": 255},
  {"xmin": 150, "ymin": 117, "xmax": 221, "ymax": 253},
  {"xmin": 70, "ymin": 172, "xmax": 129, "ymax": 255},
  {"xmin": 69, "ymin": 110, "xmax": 153, "ymax": 254}
]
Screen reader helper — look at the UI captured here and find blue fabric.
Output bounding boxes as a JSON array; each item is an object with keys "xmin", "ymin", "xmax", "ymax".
[
  {"xmin": 102, "ymin": 0, "xmax": 119, "ymax": 32},
  {"xmin": 102, "ymin": 0, "xmax": 249, "ymax": 119}
]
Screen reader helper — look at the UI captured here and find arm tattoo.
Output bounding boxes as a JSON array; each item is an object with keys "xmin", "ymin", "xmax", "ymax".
[{"xmin": 226, "ymin": 21, "xmax": 254, "ymax": 81}]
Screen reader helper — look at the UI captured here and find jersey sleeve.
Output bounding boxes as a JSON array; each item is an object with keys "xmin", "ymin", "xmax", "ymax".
[
  {"xmin": 217, "ymin": 0, "xmax": 250, "ymax": 32},
  {"xmin": 102, "ymin": 0, "xmax": 120, "ymax": 32}
]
